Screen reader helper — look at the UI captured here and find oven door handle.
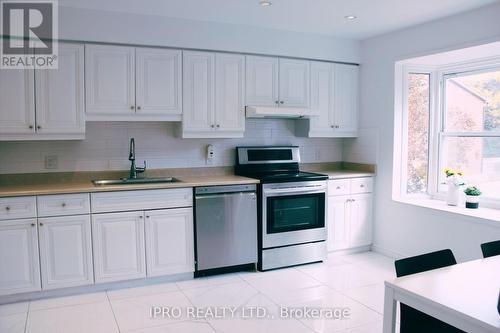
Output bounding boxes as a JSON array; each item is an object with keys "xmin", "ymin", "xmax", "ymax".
[{"xmin": 263, "ymin": 187, "xmax": 326, "ymax": 196}]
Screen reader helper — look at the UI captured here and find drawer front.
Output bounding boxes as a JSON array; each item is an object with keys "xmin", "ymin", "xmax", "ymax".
[
  {"xmin": 328, "ymin": 179, "xmax": 351, "ymax": 196},
  {"xmin": 350, "ymin": 177, "xmax": 374, "ymax": 194},
  {"xmin": 0, "ymin": 197, "xmax": 37, "ymax": 220},
  {"xmin": 37, "ymin": 193, "xmax": 90, "ymax": 217},
  {"xmin": 91, "ymin": 188, "xmax": 193, "ymax": 213}
]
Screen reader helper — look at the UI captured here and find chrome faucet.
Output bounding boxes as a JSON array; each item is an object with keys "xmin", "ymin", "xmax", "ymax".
[{"xmin": 128, "ymin": 138, "xmax": 146, "ymax": 179}]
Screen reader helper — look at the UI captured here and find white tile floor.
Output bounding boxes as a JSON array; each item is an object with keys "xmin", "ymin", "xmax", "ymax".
[{"xmin": 0, "ymin": 251, "xmax": 401, "ymax": 333}]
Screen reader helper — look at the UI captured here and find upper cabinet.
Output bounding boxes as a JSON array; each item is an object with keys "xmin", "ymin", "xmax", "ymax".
[
  {"xmin": 296, "ymin": 62, "xmax": 359, "ymax": 138},
  {"xmin": 182, "ymin": 51, "xmax": 245, "ymax": 138},
  {"xmin": 245, "ymin": 56, "xmax": 310, "ymax": 108},
  {"xmin": 85, "ymin": 44, "xmax": 182, "ymax": 121},
  {"xmin": 0, "ymin": 43, "xmax": 85, "ymax": 141}
]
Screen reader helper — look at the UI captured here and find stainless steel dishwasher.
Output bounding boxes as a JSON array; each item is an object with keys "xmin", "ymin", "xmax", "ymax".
[{"xmin": 195, "ymin": 184, "xmax": 257, "ymax": 273}]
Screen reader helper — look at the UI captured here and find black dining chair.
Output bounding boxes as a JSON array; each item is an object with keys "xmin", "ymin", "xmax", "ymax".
[
  {"xmin": 394, "ymin": 249, "xmax": 465, "ymax": 333},
  {"xmin": 480, "ymin": 240, "xmax": 500, "ymax": 258}
]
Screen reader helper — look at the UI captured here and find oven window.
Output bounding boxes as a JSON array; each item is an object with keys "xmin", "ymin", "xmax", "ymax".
[
  {"xmin": 266, "ymin": 193, "xmax": 325, "ymax": 234},
  {"xmin": 247, "ymin": 149, "xmax": 293, "ymax": 161}
]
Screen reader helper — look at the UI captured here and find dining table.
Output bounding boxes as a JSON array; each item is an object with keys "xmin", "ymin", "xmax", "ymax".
[{"xmin": 383, "ymin": 255, "xmax": 500, "ymax": 333}]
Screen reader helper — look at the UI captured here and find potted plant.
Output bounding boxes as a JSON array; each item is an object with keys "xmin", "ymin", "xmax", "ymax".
[
  {"xmin": 444, "ymin": 169, "xmax": 466, "ymax": 206},
  {"xmin": 464, "ymin": 186, "xmax": 481, "ymax": 209}
]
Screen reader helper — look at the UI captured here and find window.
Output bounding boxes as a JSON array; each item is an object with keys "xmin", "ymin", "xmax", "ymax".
[
  {"xmin": 439, "ymin": 69, "xmax": 500, "ymax": 201},
  {"xmin": 396, "ymin": 59, "xmax": 500, "ymax": 208}
]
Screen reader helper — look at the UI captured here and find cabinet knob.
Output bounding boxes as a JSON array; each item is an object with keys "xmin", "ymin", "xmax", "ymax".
[
  {"xmin": 139, "ymin": 215, "xmax": 143, "ymax": 219},
  {"xmin": 39, "ymin": 222, "xmax": 44, "ymax": 226},
  {"xmin": 280, "ymin": 101, "xmax": 284, "ymax": 104},
  {"xmin": 61, "ymin": 202, "xmax": 66, "ymax": 207},
  {"xmin": 275, "ymin": 100, "xmax": 279, "ymax": 104},
  {"xmin": 31, "ymin": 223, "xmax": 35, "ymax": 227},
  {"xmin": 137, "ymin": 106, "xmax": 141, "ymax": 110},
  {"xmin": 331, "ymin": 125, "xmax": 334, "ymax": 128},
  {"xmin": 211, "ymin": 124, "xmax": 215, "ymax": 128},
  {"xmin": 29, "ymin": 125, "xmax": 34, "ymax": 129},
  {"xmin": 336, "ymin": 125, "xmax": 340, "ymax": 129},
  {"xmin": 360, "ymin": 184, "xmax": 364, "ymax": 188},
  {"xmin": 352, "ymin": 199, "xmax": 356, "ymax": 202},
  {"xmin": 336, "ymin": 186, "xmax": 341, "ymax": 190},
  {"xmin": 146, "ymin": 215, "xmax": 150, "ymax": 219},
  {"xmin": 216, "ymin": 124, "xmax": 220, "ymax": 128},
  {"xmin": 130, "ymin": 106, "xmax": 135, "ymax": 110},
  {"xmin": 5, "ymin": 206, "xmax": 10, "ymax": 211},
  {"xmin": 37, "ymin": 125, "xmax": 41, "ymax": 130}
]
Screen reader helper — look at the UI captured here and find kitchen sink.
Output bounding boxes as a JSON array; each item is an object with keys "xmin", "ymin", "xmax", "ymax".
[{"xmin": 92, "ymin": 177, "xmax": 179, "ymax": 186}]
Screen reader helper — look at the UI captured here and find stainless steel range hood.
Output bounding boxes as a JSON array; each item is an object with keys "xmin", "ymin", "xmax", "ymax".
[{"xmin": 245, "ymin": 106, "xmax": 318, "ymax": 119}]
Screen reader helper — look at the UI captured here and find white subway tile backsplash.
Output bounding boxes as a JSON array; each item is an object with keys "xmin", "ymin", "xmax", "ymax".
[{"xmin": 0, "ymin": 120, "xmax": 344, "ymax": 174}]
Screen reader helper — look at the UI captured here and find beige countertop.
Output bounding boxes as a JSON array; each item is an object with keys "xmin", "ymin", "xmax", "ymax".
[
  {"xmin": 0, "ymin": 175, "xmax": 259, "ymax": 197},
  {"xmin": 316, "ymin": 170, "xmax": 375, "ymax": 179}
]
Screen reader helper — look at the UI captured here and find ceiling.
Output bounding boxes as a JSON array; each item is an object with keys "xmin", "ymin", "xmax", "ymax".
[{"xmin": 58, "ymin": 0, "xmax": 498, "ymax": 40}]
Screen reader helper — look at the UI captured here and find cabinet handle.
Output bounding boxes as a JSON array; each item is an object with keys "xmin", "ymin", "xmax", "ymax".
[
  {"xmin": 211, "ymin": 124, "xmax": 215, "ymax": 128},
  {"xmin": 336, "ymin": 186, "xmax": 341, "ymax": 190},
  {"xmin": 280, "ymin": 101, "xmax": 284, "ymax": 104},
  {"xmin": 5, "ymin": 206, "xmax": 10, "ymax": 211},
  {"xmin": 360, "ymin": 184, "xmax": 364, "ymax": 188},
  {"xmin": 137, "ymin": 106, "xmax": 141, "ymax": 110},
  {"xmin": 146, "ymin": 215, "xmax": 150, "ymax": 218},
  {"xmin": 29, "ymin": 125, "xmax": 34, "ymax": 129},
  {"xmin": 331, "ymin": 125, "xmax": 334, "ymax": 128},
  {"xmin": 216, "ymin": 124, "xmax": 220, "ymax": 128},
  {"xmin": 61, "ymin": 202, "xmax": 66, "ymax": 207},
  {"xmin": 351, "ymin": 199, "xmax": 356, "ymax": 202},
  {"xmin": 130, "ymin": 105, "xmax": 135, "ymax": 110},
  {"xmin": 139, "ymin": 215, "xmax": 143, "ymax": 219},
  {"xmin": 37, "ymin": 125, "xmax": 42, "ymax": 130},
  {"xmin": 31, "ymin": 223, "xmax": 35, "ymax": 227},
  {"xmin": 336, "ymin": 125, "xmax": 340, "ymax": 129},
  {"xmin": 39, "ymin": 222, "xmax": 44, "ymax": 226},
  {"xmin": 275, "ymin": 100, "xmax": 279, "ymax": 104}
]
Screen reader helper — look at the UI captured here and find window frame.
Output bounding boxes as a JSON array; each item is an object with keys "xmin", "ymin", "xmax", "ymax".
[{"xmin": 394, "ymin": 56, "xmax": 500, "ymax": 209}]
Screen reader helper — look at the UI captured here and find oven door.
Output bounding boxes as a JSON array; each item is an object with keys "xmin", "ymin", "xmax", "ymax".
[{"xmin": 262, "ymin": 181, "xmax": 327, "ymax": 248}]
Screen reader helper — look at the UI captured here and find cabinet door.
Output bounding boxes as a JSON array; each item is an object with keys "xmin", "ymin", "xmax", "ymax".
[
  {"xmin": 245, "ymin": 56, "xmax": 278, "ymax": 106},
  {"xmin": 349, "ymin": 194, "xmax": 373, "ymax": 248},
  {"xmin": 85, "ymin": 45, "xmax": 135, "ymax": 117},
  {"xmin": 309, "ymin": 61, "xmax": 334, "ymax": 134},
  {"xmin": 35, "ymin": 43, "xmax": 85, "ymax": 136},
  {"xmin": 136, "ymin": 48, "xmax": 182, "ymax": 116},
  {"xmin": 214, "ymin": 53, "xmax": 245, "ymax": 133},
  {"xmin": 327, "ymin": 196, "xmax": 350, "ymax": 252},
  {"xmin": 92, "ymin": 212, "xmax": 146, "ymax": 283},
  {"xmin": 333, "ymin": 64, "xmax": 359, "ymax": 135},
  {"xmin": 279, "ymin": 59, "xmax": 310, "ymax": 108},
  {"xmin": 182, "ymin": 51, "xmax": 215, "ymax": 133},
  {"xmin": 0, "ymin": 69, "xmax": 35, "ymax": 135},
  {"xmin": 0, "ymin": 219, "xmax": 41, "ymax": 296},
  {"xmin": 145, "ymin": 208, "xmax": 194, "ymax": 277},
  {"xmin": 38, "ymin": 215, "xmax": 93, "ymax": 290}
]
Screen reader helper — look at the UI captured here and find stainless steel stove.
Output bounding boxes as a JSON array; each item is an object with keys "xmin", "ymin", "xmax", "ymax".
[{"xmin": 235, "ymin": 146, "xmax": 328, "ymax": 270}]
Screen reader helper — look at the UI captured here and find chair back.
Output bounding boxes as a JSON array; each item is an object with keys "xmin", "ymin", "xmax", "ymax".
[
  {"xmin": 481, "ymin": 240, "xmax": 500, "ymax": 258},
  {"xmin": 395, "ymin": 249, "xmax": 457, "ymax": 278}
]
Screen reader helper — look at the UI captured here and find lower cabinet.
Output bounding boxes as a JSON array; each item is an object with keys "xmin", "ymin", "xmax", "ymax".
[
  {"xmin": 92, "ymin": 212, "xmax": 146, "ymax": 283},
  {"xmin": 145, "ymin": 208, "xmax": 194, "ymax": 277},
  {"xmin": 327, "ymin": 178, "xmax": 373, "ymax": 252},
  {"xmin": 0, "ymin": 219, "xmax": 41, "ymax": 296},
  {"xmin": 38, "ymin": 215, "xmax": 94, "ymax": 290}
]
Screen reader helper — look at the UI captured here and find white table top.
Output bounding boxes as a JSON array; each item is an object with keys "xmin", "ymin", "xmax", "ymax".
[{"xmin": 386, "ymin": 256, "xmax": 500, "ymax": 332}]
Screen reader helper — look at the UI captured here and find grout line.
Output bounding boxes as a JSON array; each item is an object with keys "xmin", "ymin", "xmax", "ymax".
[
  {"xmin": 105, "ymin": 291, "xmax": 122, "ymax": 333},
  {"xmin": 23, "ymin": 301, "xmax": 31, "ymax": 333}
]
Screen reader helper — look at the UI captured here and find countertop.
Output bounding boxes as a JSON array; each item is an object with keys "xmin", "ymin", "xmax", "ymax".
[
  {"xmin": 0, "ymin": 164, "xmax": 375, "ymax": 197},
  {"xmin": 0, "ymin": 175, "xmax": 259, "ymax": 197}
]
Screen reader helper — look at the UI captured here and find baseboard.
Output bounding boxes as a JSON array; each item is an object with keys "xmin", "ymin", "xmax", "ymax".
[
  {"xmin": 370, "ymin": 244, "xmax": 408, "ymax": 259},
  {"xmin": 328, "ymin": 245, "xmax": 371, "ymax": 256},
  {"xmin": 0, "ymin": 272, "xmax": 193, "ymax": 305}
]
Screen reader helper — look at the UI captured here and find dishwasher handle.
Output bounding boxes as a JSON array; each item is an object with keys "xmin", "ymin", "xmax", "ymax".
[
  {"xmin": 196, "ymin": 192, "xmax": 257, "ymax": 200},
  {"xmin": 195, "ymin": 184, "xmax": 257, "ymax": 195}
]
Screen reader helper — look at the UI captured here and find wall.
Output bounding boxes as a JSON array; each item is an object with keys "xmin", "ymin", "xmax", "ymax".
[
  {"xmin": 58, "ymin": 6, "xmax": 360, "ymax": 63},
  {"xmin": 0, "ymin": 120, "xmax": 343, "ymax": 174},
  {"xmin": 346, "ymin": 2, "xmax": 500, "ymax": 261}
]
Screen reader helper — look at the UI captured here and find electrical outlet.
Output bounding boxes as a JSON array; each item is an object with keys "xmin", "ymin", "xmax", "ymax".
[
  {"xmin": 206, "ymin": 144, "xmax": 215, "ymax": 165},
  {"xmin": 315, "ymin": 148, "xmax": 321, "ymax": 161},
  {"xmin": 45, "ymin": 155, "xmax": 58, "ymax": 169}
]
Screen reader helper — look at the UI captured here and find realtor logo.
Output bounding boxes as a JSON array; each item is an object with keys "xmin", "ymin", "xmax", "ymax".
[{"xmin": 1, "ymin": 0, "xmax": 58, "ymax": 69}]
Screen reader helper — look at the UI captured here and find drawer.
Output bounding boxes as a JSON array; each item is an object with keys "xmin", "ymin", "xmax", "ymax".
[
  {"xmin": 0, "ymin": 196, "xmax": 37, "ymax": 220},
  {"xmin": 350, "ymin": 177, "xmax": 374, "ymax": 194},
  {"xmin": 328, "ymin": 179, "xmax": 351, "ymax": 196},
  {"xmin": 37, "ymin": 193, "xmax": 90, "ymax": 217},
  {"xmin": 91, "ymin": 188, "xmax": 193, "ymax": 213}
]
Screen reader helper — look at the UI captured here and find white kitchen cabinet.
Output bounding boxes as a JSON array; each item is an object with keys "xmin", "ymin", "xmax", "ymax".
[
  {"xmin": 182, "ymin": 52, "xmax": 245, "ymax": 138},
  {"xmin": 38, "ymin": 215, "xmax": 93, "ymax": 290},
  {"xmin": 333, "ymin": 64, "xmax": 359, "ymax": 135},
  {"xmin": 0, "ymin": 219, "xmax": 41, "ymax": 296},
  {"xmin": 85, "ymin": 44, "xmax": 136, "ymax": 118},
  {"xmin": 245, "ymin": 56, "xmax": 279, "ymax": 107},
  {"xmin": 145, "ymin": 208, "xmax": 194, "ymax": 277},
  {"xmin": 0, "ymin": 69, "xmax": 35, "ymax": 135},
  {"xmin": 349, "ymin": 194, "xmax": 373, "ymax": 248},
  {"xmin": 279, "ymin": 58, "xmax": 310, "ymax": 108},
  {"xmin": 327, "ymin": 177, "xmax": 373, "ymax": 252},
  {"xmin": 0, "ymin": 43, "xmax": 85, "ymax": 140},
  {"xmin": 35, "ymin": 43, "xmax": 85, "ymax": 137},
  {"xmin": 327, "ymin": 196, "xmax": 350, "ymax": 252},
  {"xmin": 296, "ymin": 62, "xmax": 359, "ymax": 138},
  {"xmin": 136, "ymin": 48, "xmax": 182, "ymax": 116},
  {"xmin": 92, "ymin": 211, "xmax": 146, "ymax": 283}
]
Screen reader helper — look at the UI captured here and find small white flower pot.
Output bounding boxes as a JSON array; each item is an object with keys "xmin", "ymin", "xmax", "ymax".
[
  {"xmin": 446, "ymin": 183, "xmax": 463, "ymax": 206},
  {"xmin": 465, "ymin": 195, "xmax": 480, "ymax": 209}
]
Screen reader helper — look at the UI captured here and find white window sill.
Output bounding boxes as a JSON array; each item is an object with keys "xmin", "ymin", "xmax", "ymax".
[{"xmin": 394, "ymin": 197, "xmax": 500, "ymax": 228}]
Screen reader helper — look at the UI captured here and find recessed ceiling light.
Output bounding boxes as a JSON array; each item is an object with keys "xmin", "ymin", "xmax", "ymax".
[
  {"xmin": 344, "ymin": 15, "xmax": 357, "ymax": 20},
  {"xmin": 259, "ymin": 0, "xmax": 272, "ymax": 7}
]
